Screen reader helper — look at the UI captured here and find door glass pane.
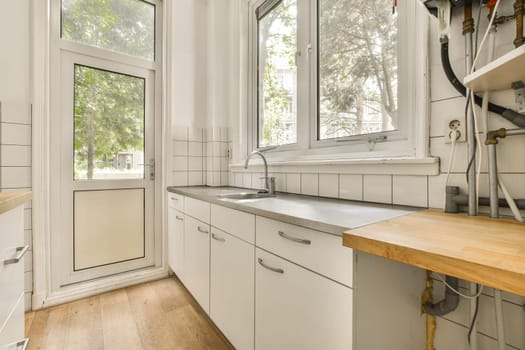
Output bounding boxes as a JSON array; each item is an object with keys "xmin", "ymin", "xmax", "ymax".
[
  {"xmin": 62, "ymin": 0, "xmax": 155, "ymax": 60},
  {"xmin": 258, "ymin": 0, "xmax": 297, "ymax": 148},
  {"xmin": 74, "ymin": 64, "xmax": 145, "ymax": 180},
  {"xmin": 74, "ymin": 189, "xmax": 145, "ymax": 270},
  {"xmin": 318, "ymin": 0, "xmax": 398, "ymax": 140}
]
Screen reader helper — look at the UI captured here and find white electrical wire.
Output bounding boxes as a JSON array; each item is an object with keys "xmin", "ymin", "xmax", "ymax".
[
  {"xmin": 471, "ymin": 0, "xmax": 503, "ymax": 73},
  {"xmin": 435, "ymin": 274, "xmax": 484, "ymax": 299},
  {"xmin": 499, "ymin": 181, "xmax": 524, "ymax": 222}
]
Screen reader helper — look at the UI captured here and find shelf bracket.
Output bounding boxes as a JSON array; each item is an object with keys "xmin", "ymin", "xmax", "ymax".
[{"xmin": 512, "ymin": 81, "xmax": 525, "ymax": 113}]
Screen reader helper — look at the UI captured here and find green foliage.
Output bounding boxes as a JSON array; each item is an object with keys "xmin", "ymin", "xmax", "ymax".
[
  {"xmin": 62, "ymin": 0, "xmax": 155, "ymax": 60},
  {"xmin": 74, "ymin": 65, "xmax": 144, "ymax": 179}
]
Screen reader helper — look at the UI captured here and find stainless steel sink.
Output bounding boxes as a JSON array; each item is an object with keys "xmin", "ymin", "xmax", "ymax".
[{"xmin": 216, "ymin": 192, "xmax": 275, "ymax": 200}]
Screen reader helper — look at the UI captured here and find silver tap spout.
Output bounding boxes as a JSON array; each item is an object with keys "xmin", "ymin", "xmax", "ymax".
[{"xmin": 244, "ymin": 150, "xmax": 275, "ymax": 195}]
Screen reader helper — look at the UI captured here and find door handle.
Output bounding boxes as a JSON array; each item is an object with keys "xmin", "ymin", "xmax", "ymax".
[
  {"xmin": 212, "ymin": 233, "xmax": 226, "ymax": 242},
  {"xmin": 139, "ymin": 158, "xmax": 155, "ymax": 180},
  {"xmin": 3, "ymin": 245, "xmax": 30, "ymax": 266},
  {"xmin": 258, "ymin": 258, "xmax": 284, "ymax": 274},
  {"xmin": 278, "ymin": 231, "xmax": 311, "ymax": 245}
]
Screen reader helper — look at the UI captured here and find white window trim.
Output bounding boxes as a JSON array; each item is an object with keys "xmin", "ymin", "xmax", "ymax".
[{"xmin": 246, "ymin": 0, "xmax": 431, "ymax": 166}]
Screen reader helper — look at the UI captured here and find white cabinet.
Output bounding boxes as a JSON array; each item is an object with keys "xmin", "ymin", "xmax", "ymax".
[
  {"xmin": 255, "ymin": 248, "xmax": 353, "ymax": 350},
  {"xmin": 210, "ymin": 227, "xmax": 254, "ymax": 350},
  {"xmin": 0, "ymin": 205, "xmax": 28, "ymax": 349},
  {"xmin": 167, "ymin": 205, "xmax": 185, "ymax": 280},
  {"xmin": 184, "ymin": 215, "xmax": 210, "ymax": 313}
]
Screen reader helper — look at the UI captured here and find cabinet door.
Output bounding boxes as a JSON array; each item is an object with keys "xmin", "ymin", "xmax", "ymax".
[
  {"xmin": 210, "ymin": 228, "xmax": 255, "ymax": 350},
  {"xmin": 167, "ymin": 206, "xmax": 185, "ymax": 280},
  {"xmin": 255, "ymin": 248, "xmax": 353, "ymax": 350},
  {"xmin": 184, "ymin": 215, "xmax": 210, "ymax": 313}
]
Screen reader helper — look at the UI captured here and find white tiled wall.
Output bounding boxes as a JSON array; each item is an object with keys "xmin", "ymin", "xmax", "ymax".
[
  {"xmin": 170, "ymin": 127, "xmax": 231, "ymax": 187},
  {"xmin": 0, "ymin": 102, "xmax": 33, "ymax": 311}
]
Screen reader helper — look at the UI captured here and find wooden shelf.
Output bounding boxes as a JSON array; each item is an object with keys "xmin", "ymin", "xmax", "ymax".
[
  {"xmin": 464, "ymin": 45, "xmax": 525, "ymax": 92},
  {"xmin": 0, "ymin": 192, "xmax": 32, "ymax": 214},
  {"xmin": 343, "ymin": 209, "xmax": 525, "ymax": 296}
]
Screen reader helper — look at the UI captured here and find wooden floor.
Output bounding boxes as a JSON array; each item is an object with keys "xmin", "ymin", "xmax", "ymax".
[{"xmin": 24, "ymin": 277, "xmax": 233, "ymax": 350}]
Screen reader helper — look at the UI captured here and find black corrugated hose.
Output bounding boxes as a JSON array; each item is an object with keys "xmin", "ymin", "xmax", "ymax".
[{"xmin": 440, "ymin": 37, "xmax": 525, "ymax": 128}]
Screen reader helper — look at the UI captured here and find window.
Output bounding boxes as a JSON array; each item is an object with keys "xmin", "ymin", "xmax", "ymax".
[
  {"xmin": 250, "ymin": 0, "xmax": 425, "ymax": 157},
  {"xmin": 62, "ymin": 0, "xmax": 155, "ymax": 60},
  {"xmin": 73, "ymin": 65, "xmax": 145, "ymax": 180},
  {"xmin": 318, "ymin": 0, "xmax": 397, "ymax": 140},
  {"xmin": 257, "ymin": 0, "xmax": 298, "ymax": 147}
]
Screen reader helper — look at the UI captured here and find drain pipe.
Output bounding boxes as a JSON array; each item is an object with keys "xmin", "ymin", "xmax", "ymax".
[
  {"xmin": 423, "ymin": 275, "xmax": 459, "ymax": 316},
  {"xmin": 486, "ymin": 140, "xmax": 501, "ymax": 218}
]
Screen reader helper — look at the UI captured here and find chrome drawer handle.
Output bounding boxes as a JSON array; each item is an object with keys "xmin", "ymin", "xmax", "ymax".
[
  {"xmin": 3, "ymin": 245, "xmax": 30, "ymax": 266},
  {"xmin": 14, "ymin": 338, "xmax": 30, "ymax": 350},
  {"xmin": 258, "ymin": 258, "xmax": 284, "ymax": 274},
  {"xmin": 278, "ymin": 231, "xmax": 311, "ymax": 245},
  {"xmin": 212, "ymin": 233, "xmax": 226, "ymax": 242},
  {"xmin": 197, "ymin": 226, "xmax": 209, "ymax": 234},
  {"xmin": 175, "ymin": 215, "xmax": 184, "ymax": 221}
]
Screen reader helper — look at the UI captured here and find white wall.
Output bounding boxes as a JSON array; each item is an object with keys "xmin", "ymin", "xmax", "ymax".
[{"xmin": 0, "ymin": 0, "xmax": 33, "ymax": 311}]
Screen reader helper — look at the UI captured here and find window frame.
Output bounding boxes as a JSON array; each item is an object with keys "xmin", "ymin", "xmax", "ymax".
[{"xmin": 248, "ymin": 0, "xmax": 429, "ymax": 161}]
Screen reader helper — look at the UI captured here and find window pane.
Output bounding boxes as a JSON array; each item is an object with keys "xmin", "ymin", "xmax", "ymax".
[
  {"xmin": 62, "ymin": 0, "xmax": 155, "ymax": 60},
  {"xmin": 318, "ymin": 0, "xmax": 398, "ymax": 140},
  {"xmin": 258, "ymin": 0, "xmax": 298, "ymax": 147},
  {"xmin": 74, "ymin": 65, "xmax": 145, "ymax": 180}
]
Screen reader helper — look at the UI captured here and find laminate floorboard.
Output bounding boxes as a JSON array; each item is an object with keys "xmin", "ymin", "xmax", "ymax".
[{"xmin": 25, "ymin": 277, "xmax": 233, "ymax": 350}]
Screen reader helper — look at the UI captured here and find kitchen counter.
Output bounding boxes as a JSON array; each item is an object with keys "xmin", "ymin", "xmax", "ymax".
[
  {"xmin": 167, "ymin": 186, "xmax": 418, "ymax": 236},
  {"xmin": 0, "ymin": 191, "xmax": 31, "ymax": 215},
  {"xmin": 343, "ymin": 209, "xmax": 525, "ymax": 296}
]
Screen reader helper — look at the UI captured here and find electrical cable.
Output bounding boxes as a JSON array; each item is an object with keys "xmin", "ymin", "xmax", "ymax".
[
  {"xmin": 467, "ymin": 284, "xmax": 481, "ymax": 345},
  {"xmin": 434, "ymin": 274, "xmax": 484, "ymax": 299},
  {"xmin": 444, "ymin": 129, "xmax": 460, "ymax": 209},
  {"xmin": 471, "ymin": 0, "xmax": 502, "ymax": 73},
  {"xmin": 471, "ymin": 92, "xmax": 483, "ymax": 208}
]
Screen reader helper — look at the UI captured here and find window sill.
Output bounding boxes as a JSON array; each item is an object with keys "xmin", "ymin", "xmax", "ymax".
[{"xmin": 230, "ymin": 157, "xmax": 440, "ymax": 176}]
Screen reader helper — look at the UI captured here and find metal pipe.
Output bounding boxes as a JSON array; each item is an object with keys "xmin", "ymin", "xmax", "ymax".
[
  {"xmin": 464, "ymin": 3, "xmax": 477, "ymax": 217},
  {"xmin": 514, "ymin": 0, "xmax": 525, "ymax": 47},
  {"xmin": 505, "ymin": 128, "xmax": 525, "ymax": 136},
  {"xmin": 494, "ymin": 289, "xmax": 506, "ymax": 350},
  {"xmin": 488, "ymin": 144, "xmax": 500, "ymax": 218}
]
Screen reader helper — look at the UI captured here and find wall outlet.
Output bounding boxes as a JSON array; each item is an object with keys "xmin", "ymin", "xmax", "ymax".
[{"xmin": 445, "ymin": 118, "xmax": 466, "ymax": 144}]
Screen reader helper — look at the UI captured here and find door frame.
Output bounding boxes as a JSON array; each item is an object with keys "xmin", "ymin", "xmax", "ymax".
[{"xmin": 31, "ymin": 0, "xmax": 172, "ymax": 309}]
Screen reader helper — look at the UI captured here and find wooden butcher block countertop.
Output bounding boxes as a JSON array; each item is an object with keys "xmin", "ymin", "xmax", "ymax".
[
  {"xmin": 343, "ymin": 209, "xmax": 525, "ymax": 296},
  {"xmin": 0, "ymin": 191, "xmax": 32, "ymax": 215}
]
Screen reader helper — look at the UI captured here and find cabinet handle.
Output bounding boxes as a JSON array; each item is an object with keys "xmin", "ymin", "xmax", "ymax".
[
  {"xmin": 175, "ymin": 215, "xmax": 184, "ymax": 221},
  {"xmin": 14, "ymin": 338, "xmax": 30, "ymax": 350},
  {"xmin": 212, "ymin": 233, "xmax": 226, "ymax": 242},
  {"xmin": 3, "ymin": 245, "xmax": 30, "ymax": 266},
  {"xmin": 197, "ymin": 226, "xmax": 209, "ymax": 234},
  {"xmin": 258, "ymin": 258, "xmax": 284, "ymax": 274},
  {"xmin": 278, "ymin": 231, "xmax": 311, "ymax": 245},
  {"xmin": 170, "ymin": 196, "xmax": 178, "ymax": 201}
]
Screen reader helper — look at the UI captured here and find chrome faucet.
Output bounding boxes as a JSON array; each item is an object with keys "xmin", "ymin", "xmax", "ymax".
[{"xmin": 244, "ymin": 150, "xmax": 276, "ymax": 195}]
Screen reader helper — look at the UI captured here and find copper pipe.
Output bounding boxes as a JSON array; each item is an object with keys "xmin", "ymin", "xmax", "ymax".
[
  {"xmin": 463, "ymin": 2, "xmax": 475, "ymax": 35},
  {"xmin": 515, "ymin": 0, "xmax": 525, "ymax": 47}
]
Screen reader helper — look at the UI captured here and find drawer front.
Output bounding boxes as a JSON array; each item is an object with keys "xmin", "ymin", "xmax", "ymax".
[
  {"xmin": 211, "ymin": 205, "xmax": 255, "ymax": 244},
  {"xmin": 0, "ymin": 207, "xmax": 25, "ymax": 328},
  {"xmin": 256, "ymin": 216, "xmax": 353, "ymax": 287},
  {"xmin": 0, "ymin": 292, "xmax": 25, "ymax": 348},
  {"xmin": 184, "ymin": 197, "xmax": 210, "ymax": 224},
  {"xmin": 255, "ymin": 248, "xmax": 353, "ymax": 350},
  {"xmin": 167, "ymin": 192, "xmax": 184, "ymax": 211}
]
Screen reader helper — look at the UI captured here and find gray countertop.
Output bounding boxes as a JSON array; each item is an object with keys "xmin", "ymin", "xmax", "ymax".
[{"xmin": 167, "ymin": 186, "xmax": 420, "ymax": 236}]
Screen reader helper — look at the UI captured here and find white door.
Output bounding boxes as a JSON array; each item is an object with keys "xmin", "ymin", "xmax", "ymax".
[
  {"xmin": 167, "ymin": 207, "xmax": 185, "ymax": 279},
  {"xmin": 54, "ymin": 52, "xmax": 158, "ymax": 286}
]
